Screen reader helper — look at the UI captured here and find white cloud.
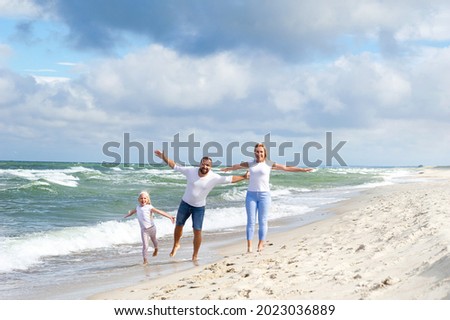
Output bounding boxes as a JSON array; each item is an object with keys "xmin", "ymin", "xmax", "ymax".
[
  {"xmin": 337, "ymin": 117, "xmax": 450, "ymax": 166},
  {"xmin": 0, "ymin": 43, "xmax": 13, "ymax": 65},
  {"xmin": 84, "ymin": 45, "xmax": 251, "ymax": 110},
  {"xmin": 409, "ymin": 47, "xmax": 450, "ymax": 116},
  {"xmin": 2, "ymin": 1, "xmax": 450, "ymax": 164},
  {"xmin": 0, "ymin": 0, "xmax": 42, "ymax": 18},
  {"xmin": 32, "ymin": 75, "xmax": 70, "ymax": 84},
  {"xmin": 397, "ymin": 7, "xmax": 450, "ymax": 41},
  {"xmin": 0, "ymin": 73, "xmax": 22, "ymax": 105},
  {"xmin": 270, "ymin": 88, "xmax": 307, "ymax": 113}
]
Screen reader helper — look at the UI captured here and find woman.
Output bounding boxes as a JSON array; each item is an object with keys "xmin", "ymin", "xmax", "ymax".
[{"xmin": 221, "ymin": 143, "xmax": 312, "ymax": 253}]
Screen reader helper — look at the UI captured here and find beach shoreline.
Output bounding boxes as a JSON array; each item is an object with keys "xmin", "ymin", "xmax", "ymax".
[{"xmin": 90, "ymin": 167, "xmax": 450, "ymax": 300}]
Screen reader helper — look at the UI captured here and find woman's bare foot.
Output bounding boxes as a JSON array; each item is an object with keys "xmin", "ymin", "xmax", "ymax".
[
  {"xmin": 247, "ymin": 240, "xmax": 253, "ymax": 254},
  {"xmin": 257, "ymin": 240, "xmax": 264, "ymax": 252}
]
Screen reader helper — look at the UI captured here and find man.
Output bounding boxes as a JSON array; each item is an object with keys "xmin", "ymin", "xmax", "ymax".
[{"xmin": 154, "ymin": 150, "xmax": 248, "ymax": 261}]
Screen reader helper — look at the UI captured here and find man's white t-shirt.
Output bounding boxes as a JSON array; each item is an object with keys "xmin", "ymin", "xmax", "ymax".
[
  {"xmin": 174, "ymin": 165, "xmax": 233, "ymax": 207},
  {"xmin": 136, "ymin": 204, "xmax": 154, "ymax": 229},
  {"xmin": 247, "ymin": 160, "xmax": 274, "ymax": 192}
]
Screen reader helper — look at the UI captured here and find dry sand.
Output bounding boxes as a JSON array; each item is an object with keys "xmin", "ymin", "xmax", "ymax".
[{"xmin": 91, "ymin": 168, "xmax": 450, "ymax": 300}]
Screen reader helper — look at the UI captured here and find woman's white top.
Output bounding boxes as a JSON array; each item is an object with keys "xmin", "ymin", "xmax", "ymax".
[{"xmin": 247, "ymin": 160, "xmax": 274, "ymax": 192}]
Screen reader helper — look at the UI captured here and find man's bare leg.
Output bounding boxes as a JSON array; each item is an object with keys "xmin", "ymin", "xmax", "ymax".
[
  {"xmin": 192, "ymin": 229, "xmax": 202, "ymax": 261},
  {"xmin": 170, "ymin": 225, "xmax": 183, "ymax": 257}
]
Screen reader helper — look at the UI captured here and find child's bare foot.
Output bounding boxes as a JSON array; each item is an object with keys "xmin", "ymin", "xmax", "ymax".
[
  {"xmin": 169, "ymin": 244, "xmax": 180, "ymax": 257},
  {"xmin": 152, "ymin": 248, "xmax": 158, "ymax": 257}
]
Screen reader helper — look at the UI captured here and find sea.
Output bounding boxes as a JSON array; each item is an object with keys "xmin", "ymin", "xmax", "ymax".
[{"xmin": 0, "ymin": 161, "xmax": 422, "ymax": 299}]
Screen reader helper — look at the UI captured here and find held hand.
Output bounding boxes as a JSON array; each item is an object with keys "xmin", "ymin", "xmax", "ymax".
[
  {"xmin": 170, "ymin": 216, "xmax": 175, "ymax": 224},
  {"xmin": 244, "ymin": 170, "xmax": 250, "ymax": 179}
]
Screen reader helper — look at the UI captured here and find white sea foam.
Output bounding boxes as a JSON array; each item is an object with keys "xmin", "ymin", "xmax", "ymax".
[
  {"xmin": 0, "ymin": 213, "xmax": 182, "ymax": 273},
  {"xmin": 0, "ymin": 169, "xmax": 79, "ymax": 187},
  {"xmin": 0, "ymin": 196, "xmax": 317, "ymax": 273}
]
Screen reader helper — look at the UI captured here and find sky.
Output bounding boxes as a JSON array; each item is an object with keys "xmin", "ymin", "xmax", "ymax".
[{"xmin": 1, "ymin": 0, "xmax": 450, "ymax": 167}]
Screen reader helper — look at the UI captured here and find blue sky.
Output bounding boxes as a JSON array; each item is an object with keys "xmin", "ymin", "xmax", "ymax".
[{"xmin": 1, "ymin": 0, "xmax": 450, "ymax": 166}]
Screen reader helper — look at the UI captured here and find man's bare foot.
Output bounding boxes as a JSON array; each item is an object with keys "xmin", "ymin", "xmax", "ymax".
[
  {"xmin": 152, "ymin": 248, "xmax": 158, "ymax": 257},
  {"xmin": 169, "ymin": 244, "xmax": 180, "ymax": 257},
  {"xmin": 143, "ymin": 259, "xmax": 148, "ymax": 266},
  {"xmin": 192, "ymin": 255, "xmax": 198, "ymax": 262}
]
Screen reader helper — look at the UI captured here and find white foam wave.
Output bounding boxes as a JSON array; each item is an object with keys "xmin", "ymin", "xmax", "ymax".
[
  {"xmin": 202, "ymin": 202, "xmax": 314, "ymax": 234},
  {"xmin": 221, "ymin": 188, "xmax": 247, "ymax": 202},
  {"xmin": 345, "ymin": 168, "xmax": 417, "ymax": 190},
  {"xmin": 138, "ymin": 168, "xmax": 176, "ymax": 175},
  {"xmin": 0, "ymin": 195, "xmax": 318, "ymax": 273},
  {"xmin": 0, "ymin": 217, "xmax": 177, "ymax": 273},
  {"xmin": 0, "ymin": 168, "xmax": 96, "ymax": 187}
]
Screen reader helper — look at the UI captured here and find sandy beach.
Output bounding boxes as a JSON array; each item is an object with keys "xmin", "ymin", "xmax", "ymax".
[{"xmin": 91, "ymin": 168, "xmax": 450, "ymax": 300}]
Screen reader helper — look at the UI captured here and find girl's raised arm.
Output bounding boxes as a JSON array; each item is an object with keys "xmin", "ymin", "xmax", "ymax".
[
  {"xmin": 124, "ymin": 208, "xmax": 137, "ymax": 218},
  {"xmin": 152, "ymin": 207, "xmax": 175, "ymax": 224}
]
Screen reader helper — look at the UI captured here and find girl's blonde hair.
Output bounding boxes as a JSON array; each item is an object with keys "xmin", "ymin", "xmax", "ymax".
[{"xmin": 138, "ymin": 191, "xmax": 151, "ymax": 204}]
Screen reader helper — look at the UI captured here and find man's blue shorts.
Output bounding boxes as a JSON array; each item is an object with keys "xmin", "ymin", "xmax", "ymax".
[{"xmin": 176, "ymin": 200, "xmax": 206, "ymax": 231}]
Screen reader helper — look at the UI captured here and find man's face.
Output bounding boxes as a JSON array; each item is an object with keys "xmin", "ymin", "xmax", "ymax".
[{"xmin": 199, "ymin": 158, "xmax": 212, "ymax": 175}]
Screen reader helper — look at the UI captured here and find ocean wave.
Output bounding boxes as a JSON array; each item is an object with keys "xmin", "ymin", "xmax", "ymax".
[
  {"xmin": 16, "ymin": 180, "xmax": 56, "ymax": 193},
  {"xmin": 0, "ymin": 168, "xmax": 80, "ymax": 187},
  {"xmin": 0, "ymin": 210, "xmax": 232, "ymax": 273},
  {"xmin": 0, "ymin": 217, "xmax": 178, "ymax": 273},
  {"xmin": 0, "ymin": 200, "xmax": 315, "ymax": 273}
]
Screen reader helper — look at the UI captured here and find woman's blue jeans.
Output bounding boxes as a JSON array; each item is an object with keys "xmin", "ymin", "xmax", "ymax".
[{"xmin": 245, "ymin": 191, "xmax": 271, "ymax": 241}]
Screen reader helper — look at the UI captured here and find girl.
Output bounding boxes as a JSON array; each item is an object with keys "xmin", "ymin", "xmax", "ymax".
[{"xmin": 124, "ymin": 191, "xmax": 175, "ymax": 265}]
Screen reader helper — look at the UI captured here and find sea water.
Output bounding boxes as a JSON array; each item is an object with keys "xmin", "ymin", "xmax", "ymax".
[{"xmin": 0, "ymin": 161, "xmax": 419, "ymax": 299}]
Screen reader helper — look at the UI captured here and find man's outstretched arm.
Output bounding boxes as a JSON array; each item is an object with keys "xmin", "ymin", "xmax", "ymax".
[
  {"xmin": 231, "ymin": 171, "xmax": 249, "ymax": 183},
  {"xmin": 154, "ymin": 150, "xmax": 176, "ymax": 169}
]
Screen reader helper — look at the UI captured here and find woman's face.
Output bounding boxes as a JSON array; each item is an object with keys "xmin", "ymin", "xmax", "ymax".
[{"xmin": 254, "ymin": 146, "xmax": 266, "ymax": 162}]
